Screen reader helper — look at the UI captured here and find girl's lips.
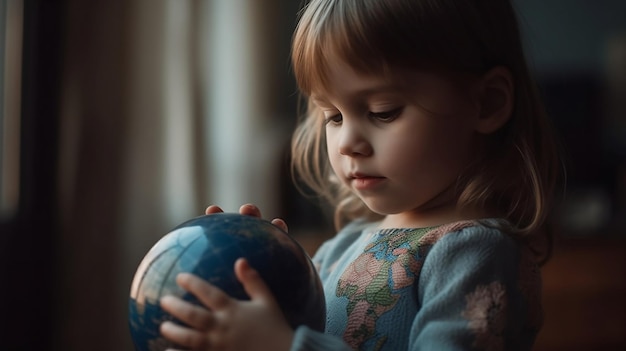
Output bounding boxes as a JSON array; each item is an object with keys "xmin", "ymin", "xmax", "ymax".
[{"xmin": 351, "ymin": 176, "xmax": 386, "ymax": 190}]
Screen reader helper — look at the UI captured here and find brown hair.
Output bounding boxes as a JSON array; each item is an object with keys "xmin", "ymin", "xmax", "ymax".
[{"xmin": 290, "ymin": 0, "xmax": 562, "ymax": 249}]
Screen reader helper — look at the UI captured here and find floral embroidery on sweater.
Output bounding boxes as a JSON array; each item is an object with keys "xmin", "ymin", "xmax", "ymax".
[
  {"xmin": 335, "ymin": 227, "xmax": 429, "ymax": 349},
  {"xmin": 333, "ymin": 222, "xmax": 472, "ymax": 349}
]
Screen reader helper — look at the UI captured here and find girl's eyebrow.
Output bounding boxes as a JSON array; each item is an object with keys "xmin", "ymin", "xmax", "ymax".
[
  {"xmin": 311, "ymin": 84, "xmax": 403, "ymax": 104},
  {"xmin": 310, "ymin": 96, "xmax": 333, "ymax": 108}
]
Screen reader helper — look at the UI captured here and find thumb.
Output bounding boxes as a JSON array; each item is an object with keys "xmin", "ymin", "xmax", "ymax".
[{"xmin": 234, "ymin": 258, "xmax": 277, "ymax": 305}]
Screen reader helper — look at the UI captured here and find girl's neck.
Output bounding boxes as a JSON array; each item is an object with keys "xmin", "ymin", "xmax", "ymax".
[
  {"xmin": 378, "ymin": 204, "xmax": 489, "ymax": 229},
  {"xmin": 376, "ymin": 182, "xmax": 487, "ymax": 229}
]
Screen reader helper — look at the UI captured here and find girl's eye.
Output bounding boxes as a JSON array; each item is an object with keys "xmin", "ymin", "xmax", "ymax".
[
  {"xmin": 369, "ymin": 107, "xmax": 403, "ymax": 122},
  {"xmin": 324, "ymin": 114, "xmax": 343, "ymax": 125}
]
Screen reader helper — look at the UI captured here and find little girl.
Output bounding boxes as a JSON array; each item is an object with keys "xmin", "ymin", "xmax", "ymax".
[{"xmin": 159, "ymin": 0, "xmax": 562, "ymax": 350}]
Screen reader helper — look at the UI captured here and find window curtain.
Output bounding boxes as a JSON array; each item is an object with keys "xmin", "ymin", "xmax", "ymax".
[{"xmin": 56, "ymin": 0, "xmax": 294, "ymax": 349}]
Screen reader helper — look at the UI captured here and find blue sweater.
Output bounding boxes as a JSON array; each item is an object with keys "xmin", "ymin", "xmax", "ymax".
[{"xmin": 290, "ymin": 219, "xmax": 543, "ymax": 351}]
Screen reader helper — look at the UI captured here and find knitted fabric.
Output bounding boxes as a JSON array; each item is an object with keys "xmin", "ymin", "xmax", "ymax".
[{"xmin": 290, "ymin": 219, "xmax": 542, "ymax": 351}]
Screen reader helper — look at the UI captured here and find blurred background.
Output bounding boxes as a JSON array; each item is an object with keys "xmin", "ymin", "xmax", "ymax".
[{"xmin": 0, "ymin": 0, "xmax": 624, "ymax": 350}]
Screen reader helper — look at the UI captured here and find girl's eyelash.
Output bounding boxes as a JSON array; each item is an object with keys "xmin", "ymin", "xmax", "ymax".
[
  {"xmin": 324, "ymin": 114, "xmax": 342, "ymax": 125},
  {"xmin": 324, "ymin": 107, "xmax": 403, "ymax": 125},
  {"xmin": 369, "ymin": 107, "xmax": 403, "ymax": 121}
]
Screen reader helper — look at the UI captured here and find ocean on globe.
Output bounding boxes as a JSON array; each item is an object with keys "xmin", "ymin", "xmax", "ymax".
[{"xmin": 128, "ymin": 213, "xmax": 326, "ymax": 351}]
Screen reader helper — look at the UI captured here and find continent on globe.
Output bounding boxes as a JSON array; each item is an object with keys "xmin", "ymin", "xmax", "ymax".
[{"xmin": 128, "ymin": 213, "xmax": 326, "ymax": 351}]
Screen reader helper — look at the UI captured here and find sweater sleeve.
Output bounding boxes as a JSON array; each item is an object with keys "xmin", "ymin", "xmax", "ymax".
[
  {"xmin": 409, "ymin": 226, "xmax": 542, "ymax": 351},
  {"xmin": 289, "ymin": 221, "xmax": 372, "ymax": 351},
  {"xmin": 290, "ymin": 326, "xmax": 353, "ymax": 351}
]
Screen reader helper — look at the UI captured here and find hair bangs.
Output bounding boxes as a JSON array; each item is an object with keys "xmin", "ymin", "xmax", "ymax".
[
  {"xmin": 292, "ymin": 0, "xmax": 409, "ymax": 96},
  {"xmin": 291, "ymin": 0, "xmax": 489, "ymax": 97}
]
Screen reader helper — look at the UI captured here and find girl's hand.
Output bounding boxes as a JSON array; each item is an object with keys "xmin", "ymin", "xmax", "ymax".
[
  {"xmin": 158, "ymin": 204, "xmax": 293, "ymax": 350},
  {"xmin": 160, "ymin": 258, "xmax": 294, "ymax": 351},
  {"xmin": 205, "ymin": 203, "xmax": 288, "ymax": 233}
]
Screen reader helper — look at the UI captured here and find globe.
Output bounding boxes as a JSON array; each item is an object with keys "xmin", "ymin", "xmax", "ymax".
[{"xmin": 128, "ymin": 213, "xmax": 326, "ymax": 351}]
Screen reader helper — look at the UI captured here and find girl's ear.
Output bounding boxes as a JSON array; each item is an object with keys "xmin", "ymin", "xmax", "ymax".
[{"xmin": 473, "ymin": 66, "xmax": 514, "ymax": 134}]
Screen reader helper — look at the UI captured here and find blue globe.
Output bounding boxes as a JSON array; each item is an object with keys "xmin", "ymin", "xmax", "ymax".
[{"xmin": 128, "ymin": 213, "xmax": 326, "ymax": 351}]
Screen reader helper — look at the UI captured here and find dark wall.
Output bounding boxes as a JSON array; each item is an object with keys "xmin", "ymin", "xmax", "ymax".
[{"xmin": 0, "ymin": 0, "xmax": 63, "ymax": 350}]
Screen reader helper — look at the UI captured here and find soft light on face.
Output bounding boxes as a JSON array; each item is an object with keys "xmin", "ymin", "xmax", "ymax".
[{"xmin": 314, "ymin": 60, "xmax": 482, "ymax": 226}]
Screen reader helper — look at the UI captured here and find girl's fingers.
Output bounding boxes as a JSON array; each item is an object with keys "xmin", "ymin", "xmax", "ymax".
[
  {"xmin": 271, "ymin": 218, "xmax": 288, "ymax": 232},
  {"xmin": 210, "ymin": 204, "xmax": 289, "ymax": 232},
  {"xmin": 176, "ymin": 273, "xmax": 232, "ymax": 310},
  {"xmin": 234, "ymin": 258, "xmax": 277, "ymax": 306},
  {"xmin": 205, "ymin": 205, "xmax": 224, "ymax": 215},
  {"xmin": 160, "ymin": 320, "xmax": 210, "ymax": 349},
  {"xmin": 240, "ymin": 204, "xmax": 289, "ymax": 232},
  {"xmin": 239, "ymin": 203, "xmax": 262, "ymax": 217},
  {"xmin": 160, "ymin": 295, "xmax": 214, "ymax": 330}
]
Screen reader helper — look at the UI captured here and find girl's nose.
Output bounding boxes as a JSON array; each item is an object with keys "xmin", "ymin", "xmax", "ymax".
[{"xmin": 337, "ymin": 122, "xmax": 372, "ymax": 157}]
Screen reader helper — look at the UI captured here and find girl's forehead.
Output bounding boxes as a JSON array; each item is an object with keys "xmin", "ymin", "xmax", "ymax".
[
  {"xmin": 308, "ymin": 67, "xmax": 401, "ymax": 99},
  {"xmin": 309, "ymin": 62, "xmax": 469, "ymax": 98},
  {"xmin": 299, "ymin": 52, "xmax": 388, "ymax": 95}
]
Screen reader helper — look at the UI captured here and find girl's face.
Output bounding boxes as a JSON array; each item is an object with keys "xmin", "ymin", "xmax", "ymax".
[{"xmin": 313, "ymin": 61, "xmax": 483, "ymax": 227}]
